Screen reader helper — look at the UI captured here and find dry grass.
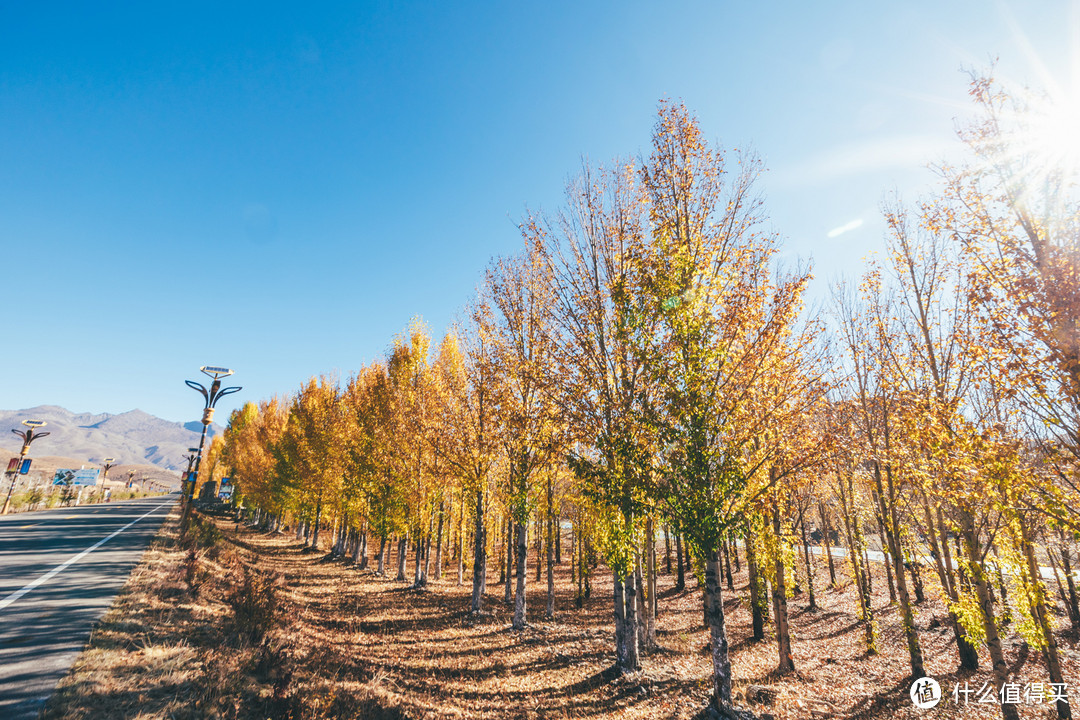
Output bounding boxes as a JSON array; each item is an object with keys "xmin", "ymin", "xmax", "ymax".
[{"xmin": 43, "ymin": 511, "xmax": 1079, "ymax": 719}]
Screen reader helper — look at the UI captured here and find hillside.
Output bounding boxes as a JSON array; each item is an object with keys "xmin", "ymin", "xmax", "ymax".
[{"xmin": 0, "ymin": 406, "xmax": 222, "ymax": 472}]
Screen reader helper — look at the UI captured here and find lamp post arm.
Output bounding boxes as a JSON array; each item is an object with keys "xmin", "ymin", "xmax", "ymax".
[
  {"xmin": 210, "ymin": 385, "xmax": 243, "ymax": 407},
  {"xmin": 185, "ymin": 380, "xmax": 210, "ymax": 406}
]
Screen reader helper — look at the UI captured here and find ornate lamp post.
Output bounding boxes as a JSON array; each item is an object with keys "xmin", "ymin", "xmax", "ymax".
[
  {"xmin": 99, "ymin": 457, "xmax": 115, "ymax": 502},
  {"xmin": 182, "ymin": 447, "xmax": 199, "ymax": 504},
  {"xmin": 2, "ymin": 420, "xmax": 49, "ymax": 514},
  {"xmin": 184, "ymin": 366, "xmax": 240, "ymax": 519}
]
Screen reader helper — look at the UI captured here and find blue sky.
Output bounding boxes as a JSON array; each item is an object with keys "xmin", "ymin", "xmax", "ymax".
[{"xmin": 1, "ymin": 1, "xmax": 1076, "ymax": 424}]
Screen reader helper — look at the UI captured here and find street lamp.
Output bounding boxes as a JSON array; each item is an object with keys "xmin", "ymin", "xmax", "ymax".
[
  {"xmin": 184, "ymin": 366, "xmax": 241, "ymax": 517},
  {"xmin": 98, "ymin": 457, "xmax": 116, "ymax": 503},
  {"xmin": 2, "ymin": 420, "xmax": 49, "ymax": 514},
  {"xmin": 182, "ymin": 447, "xmax": 198, "ymax": 503}
]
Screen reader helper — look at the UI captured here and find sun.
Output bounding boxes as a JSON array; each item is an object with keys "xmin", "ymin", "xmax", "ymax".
[{"xmin": 1010, "ymin": 85, "xmax": 1080, "ymax": 185}]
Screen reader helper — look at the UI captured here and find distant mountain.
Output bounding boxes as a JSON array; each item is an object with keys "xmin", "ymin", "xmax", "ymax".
[{"xmin": 0, "ymin": 405, "xmax": 223, "ymax": 471}]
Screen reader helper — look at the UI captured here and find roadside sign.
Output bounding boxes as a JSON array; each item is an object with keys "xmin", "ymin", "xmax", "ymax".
[
  {"xmin": 52, "ymin": 468, "xmax": 101, "ymax": 486},
  {"xmin": 19, "ymin": 459, "xmax": 31, "ymax": 474},
  {"xmin": 6, "ymin": 458, "xmax": 18, "ymax": 472}
]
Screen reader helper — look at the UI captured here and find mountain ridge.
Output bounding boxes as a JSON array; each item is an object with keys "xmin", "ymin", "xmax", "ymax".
[{"xmin": 0, "ymin": 406, "xmax": 223, "ymax": 471}]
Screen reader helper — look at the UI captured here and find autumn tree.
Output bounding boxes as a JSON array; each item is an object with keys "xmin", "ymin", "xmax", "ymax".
[
  {"xmin": 631, "ymin": 101, "xmax": 818, "ymax": 712},
  {"xmin": 487, "ymin": 249, "xmax": 560, "ymax": 629},
  {"xmin": 530, "ymin": 156, "xmax": 654, "ymax": 673}
]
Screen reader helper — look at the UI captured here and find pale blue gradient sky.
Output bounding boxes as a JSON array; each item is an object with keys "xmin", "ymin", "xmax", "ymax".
[{"xmin": 1, "ymin": 1, "xmax": 1076, "ymax": 423}]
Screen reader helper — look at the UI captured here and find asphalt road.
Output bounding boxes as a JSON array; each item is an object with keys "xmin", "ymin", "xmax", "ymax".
[{"xmin": 0, "ymin": 495, "xmax": 175, "ymax": 720}]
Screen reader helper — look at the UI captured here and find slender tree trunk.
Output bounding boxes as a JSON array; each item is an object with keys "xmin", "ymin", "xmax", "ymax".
[
  {"xmin": 872, "ymin": 499, "xmax": 896, "ymax": 604},
  {"xmin": 396, "ymin": 536, "xmax": 408, "ymax": 581},
  {"xmin": 434, "ymin": 500, "xmax": 445, "ymax": 581},
  {"xmin": 837, "ymin": 472, "xmax": 875, "ymax": 654},
  {"xmin": 377, "ymin": 536, "xmax": 387, "ymax": 575},
  {"xmin": 675, "ymin": 532, "xmax": 686, "ymax": 592},
  {"xmin": 876, "ymin": 462, "xmax": 924, "ymax": 678},
  {"xmin": 414, "ymin": 531, "xmax": 424, "ymax": 586},
  {"xmin": 535, "ymin": 524, "xmax": 543, "ymax": 582},
  {"xmin": 960, "ymin": 513, "xmax": 1018, "ymax": 720},
  {"xmin": 1019, "ymin": 528, "xmax": 1072, "ymax": 720},
  {"xmin": 636, "ymin": 554, "xmax": 648, "ymax": 647},
  {"xmin": 1058, "ymin": 531, "xmax": 1080, "ymax": 630},
  {"xmin": 745, "ymin": 532, "xmax": 767, "ymax": 641},
  {"xmin": 646, "ymin": 518, "xmax": 657, "ymax": 647},
  {"xmin": 730, "ymin": 536, "xmax": 740, "ymax": 573},
  {"xmin": 504, "ymin": 517, "xmax": 513, "ymax": 604},
  {"xmin": 622, "ymin": 571, "xmax": 639, "ymax": 671},
  {"xmin": 664, "ymin": 525, "xmax": 673, "ymax": 575},
  {"xmin": 311, "ymin": 502, "xmax": 322, "ymax": 550},
  {"xmin": 723, "ymin": 538, "xmax": 734, "ymax": 591},
  {"xmin": 799, "ymin": 507, "xmax": 816, "ymax": 610},
  {"xmin": 359, "ymin": 523, "xmax": 369, "ymax": 569},
  {"xmin": 613, "ymin": 572, "xmax": 626, "ymax": 668},
  {"xmin": 546, "ymin": 488, "xmax": 555, "ymax": 619},
  {"xmin": 704, "ymin": 551, "xmax": 734, "ymax": 713},
  {"xmin": 513, "ymin": 521, "xmax": 528, "ymax": 629},
  {"xmin": 772, "ymin": 507, "xmax": 795, "ymax": 674},
  {"xmin": 554, "ymin": 512, "xmax": 561, "ymax": 564},
  {"xmin": 471, "ymin": 488, "xmax": 487, "ymax": 613},
  {"xmin": 457, "ymin": 491, "xmax": 465, "ymax": 587},
  {"xmin": 924, "ymin": 499, "xmax": 979, "ymax": 669},
  {"xmin": 818, "ymin": 502, "xmax": 836, "ymax": 587},
  {"xmin": 905, "ymin": 536, "xmax": 925, "ymax": 604}
]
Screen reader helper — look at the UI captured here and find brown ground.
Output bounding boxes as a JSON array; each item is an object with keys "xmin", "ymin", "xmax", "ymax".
[{"xmin": 42, "ymin": 509, "xmax": 1079, "ymax": 719}]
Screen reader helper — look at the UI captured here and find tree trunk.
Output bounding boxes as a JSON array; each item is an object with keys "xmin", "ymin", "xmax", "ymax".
[
  {"xmin": 772, "ymin": 508, "xmax": 795, "ymax": 674},
  {"xmin": 622, "ymin": 571, "xmax": 639, "ymax": 671},
  {"xmin": 838, "ymin": 474, "xmax": 875, "ymax": 654},
  {"xmin": 1058, "ymin": 531, "xmax": 1080, "ymax": 630},
  {"xmin": 414, "ymin": 531, "xmax": 424, "ymax": 586},
  {"xmin": 723, "ymin": 539, "xmax": 734, "ymax": 591},
  {"xmin": 359, "ymin": 524, "xmax": 369, "ymax": 569},
  {"xmin": 1020, "ymin": 523, "xmax": 1072, "ymax": 720},
  {"xmin": 396, "ymin": 536, "xmax": 408, "ymax": 581},
  {"xmin": 745, "ymin": 532, "xmax": 767, "ymax": 641},
  {"xmin": 504, "ymin": 517, "xmax": 513, "ymax": 604},
  {"xmin": 905, "ymin": 536, "xmax": 925, "ymax": 604},
  {"xmin": 434, "ymin": 500, "xmax": 445, "ymax": 581},
  {"xmin": 513, "ymin": 521, "xmax": 528, "ymax": 629},
  {"xmin": 705, "ymin": 551, "xmax": 734, "ymax": 714},
  {"xmin": 554, "ymin": 512, "xmax": 561, "ymax": 564},
  {"xmin": 546, "ymin": 490, "xmax": 555, "ymax": 619},
  {"xmin": 960, "ymin": 513, "xmax": 1018, "ymax": 720},
  {"xmin": 457, "ymin": 492, "xmax": 465, "ymax": 587},
  {"xmin": 377, "ymin": 536, "xmax": 387, "ymax": 575},
  {"xmin": 876, "ymin": 462, "xmax": 924, "ymax": 678},
  {"xmin": 470, "ymin": 488, "xmax": 487, "ymax": 613},
  {"xmin": 664, "ymin": 525, "xmax": 673, "ymax": 575},
  {"xmin": 675, "ymin": 532, "xmax": 686, "ymax": 592},
  {"xmin": 818, "ymin": 502, "xmax": 836, "ymax": 587},
  {"xmin": 613, "ymin": 571, "xmax": 626, "ymax": 668},
  {"xmin": 311, "ymin": 502, "xmax": 322, "ymax": 550},
  {"xmin": 798, "ymin": 507, "xmax": 816, "ymax": 610},
  {"xmin": 646, "ymin": 518, "xmax": 657, "ymax": 647}
]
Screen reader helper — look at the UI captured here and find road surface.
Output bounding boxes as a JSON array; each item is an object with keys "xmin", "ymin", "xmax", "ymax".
[{"xmin": 0, "ymin": 495, "xmax": 175, "ymax": 720}]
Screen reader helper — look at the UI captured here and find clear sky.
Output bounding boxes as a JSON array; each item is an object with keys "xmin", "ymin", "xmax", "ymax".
[{"xmin": 1, "ymin": 1, "xmax": 1076, "ymax": 424}]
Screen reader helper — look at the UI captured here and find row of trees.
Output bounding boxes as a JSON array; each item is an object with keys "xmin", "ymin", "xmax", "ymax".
[{"xmin": 214, "ymin": 78, "xmax": 1080, "ymax": 720}]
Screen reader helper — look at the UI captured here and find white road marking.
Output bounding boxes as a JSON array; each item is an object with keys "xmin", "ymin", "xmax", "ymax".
[{"xmin": 0, "ymin": 500, "xmax": 173, "ymax": 611}]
